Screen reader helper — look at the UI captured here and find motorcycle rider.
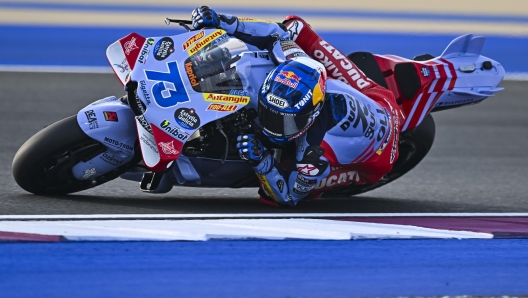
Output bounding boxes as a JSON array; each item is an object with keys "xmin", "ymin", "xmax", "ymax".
[{"xmin": 191, "ymin": 6, "xmax": 403, "ymax": 206}]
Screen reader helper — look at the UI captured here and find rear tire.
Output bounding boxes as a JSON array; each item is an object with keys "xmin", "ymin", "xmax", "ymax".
[
  {"xmin": 12, "ymin": 115, "xmax": 138, "ymax": 195},
  {"xmin": 323, "ymin": 114, "xmax": 436, "ymax": 197}
]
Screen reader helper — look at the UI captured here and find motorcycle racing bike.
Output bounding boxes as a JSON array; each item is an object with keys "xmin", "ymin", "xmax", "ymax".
[{"xmin": 12, "ymin": 18, "xmax": 504, "ymax": 198}]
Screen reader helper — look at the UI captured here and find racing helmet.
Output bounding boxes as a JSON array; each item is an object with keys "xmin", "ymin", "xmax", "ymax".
[{"xmin": 258, "ymin": 57, "xmax": 327, "ymax": 144}]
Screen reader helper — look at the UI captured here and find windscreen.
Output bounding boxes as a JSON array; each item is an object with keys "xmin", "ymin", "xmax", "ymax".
[{"xmin": 183, "ymin": 37, "xmax": 248, "ymax": 94}]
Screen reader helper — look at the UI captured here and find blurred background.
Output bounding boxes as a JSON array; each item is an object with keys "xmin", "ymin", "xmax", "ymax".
[{"xmin": 0, "ymin": 0, "xmax": 527, "ymax": 76}]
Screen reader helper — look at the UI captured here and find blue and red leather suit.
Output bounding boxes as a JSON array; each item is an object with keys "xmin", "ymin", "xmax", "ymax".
[{"xmin": 215, "ymin": 14, "xmax": 403, "ymax": 206}]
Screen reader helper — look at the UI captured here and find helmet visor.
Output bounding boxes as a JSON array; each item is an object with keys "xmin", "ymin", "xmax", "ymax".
[{"xmin": 258, "ymin": 100, "xmax": 314, "ymax": 139}]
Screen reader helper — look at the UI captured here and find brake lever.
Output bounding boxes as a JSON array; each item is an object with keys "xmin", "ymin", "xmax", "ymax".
[{"xmin": 164, "ymin": 18, "xmax": 194, "ymax": 32}]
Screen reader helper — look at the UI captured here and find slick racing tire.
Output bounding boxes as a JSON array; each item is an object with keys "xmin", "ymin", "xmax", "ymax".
[
  {"xmin": 12, "ymin": 115, "xmax": 139, "ymax": 195},
  {"xmin": 323, "ymin": 114, "xmax": 436, "ymax": 197}
]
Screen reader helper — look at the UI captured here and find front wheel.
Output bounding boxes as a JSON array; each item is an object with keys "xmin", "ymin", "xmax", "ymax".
[
  {"xmin": 323, "ymin": 113, "xmax": 436, "ymax": 197},
  {"xmin": 12, "ymin": 115, "xmax": 139, "ymax": 195}
]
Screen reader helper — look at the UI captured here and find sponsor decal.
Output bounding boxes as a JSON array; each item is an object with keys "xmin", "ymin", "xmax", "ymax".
[
  {"xmin": 436, "ymin": 98, "xmax": 477, "ymax": 107},
  {"xmin": 103, "ymin": 137, "xmax": 134, "ymax": 152},
  {"xmin": 114, "ymin": 58, "xmax": 129, "ymax": 73},
  {"xmin": 81, "ymin": 168, "xmax": 97, "ymax": 180},
  {"xmin": 158, "ymin": 140, "xmax": 179, "ymax": 155},
  {"xmin": 229, "ymin": 89, "xmax": 248, "ymax": 96},
  {"xmin": 390, "ymin": 109, "xmax": 399, "ymax": 164},
  {"xmin": 276, "ymin": 180, "xmax": 284, "ymax": 193},
  {"xmin": 421, "ymin": 66, "xmax": 430, "ymax": 78},
  {"xmin": 154, "ymin": 37, "xmax": 174, "ymax": 61},
  {"xmin": 238, "ymin": 17, "xmax": 273, "ymax": 23},
  {"xmin": 103, "ymin": 111, "xmax": 118, "ymax": 122},
  {"xmin": 293, "ymin": 174, "xmax": 316, "ymax": 195},
  {"xmin": 84, "ymin": 110, "xmax": 98, "ymax": 130},
  {"xmin": 187, "ymin": 29, "xmax": 225, "ymax": 55},
  {"xmin": 294, "ymin": 90, "xmax": 312, "ymax": 109},
  {"xmin": 206, "ymin": 103, "xmax": 237, "ymax": 112},
  {"xmin": 376, "ymin": 108, "xmax": 392, "ymax": 155},
  {"xmin": 274, "ymin": 71, "xmax": 300, "ymax": 88},
  {"xmin": 287, "ymin": 120, "xmax": 314, "ymax": 141},
  {"xmin": 137, "ymin": 40, "xmax": 150, "ymax": 64},
  {"xmin": 174, "ymin": 108, "xmax": 200, "ymax": 130},
  {"xmin": 256, "ymin": 174, "xmax": 278, "ymax": 202},
  {"xmin": 203, "ymin": 93, "xmax": 250, "ymax": 105},
  {"xmin": 257, "ymin": 53, "xmax": 270, "ymax": 60},
  {"xmin": 183, "ymin": 31, "xmax": 205, "ymax": 50},
  {"xmin": 314, "ymin": 168, "xmax": 360, "ymax": 190},
  {"xmin": 124, "ymin": 37, "xmax": 138, "ymax": 55},
  {"xmin": 145, "ymin": 62, "xmax": 188, "ymax": 108},
  {"xmin": 286, "ymin": 20, "xmax": 303, "ymax": 41},
  {"xmin": 297, "ymin": 164, "xmax": 319, "ymax": 176},
  {"xmin": 100, "ymin": 152, "xmax": 124, "ymax": 166},
  {"xmin": 339, "ymin": 95, "xmax": 376, "ymax": 140},
  {"xmin": 140, "ymin": 133, "xmax": 158, "ymax": 154},
  {"xmin": 185, "ymin": 62, "xmax": 199, "ymax": 87},
  {"xmin": 139, "ymin": 80, "xmax": 152, "ymax": 105},
  {"xmin": 147, "ymin": 38, "xmax": 154, "ymax": 45},
  {"xmin": 136, "ymin": 115, "xmax": 153, "ymax": 134},
  {"xmin": 91, "ymin": 96, "xmax": 117, "ymax": 106},
  {"xmin": 211, "ymin": 34, "xmax": 229, "ymax": 46},
  {"xmin": 313, "ymin": 40, "xmax": 371, "ymax": 89},
  {"xmin": 160, "ymin": 120, "xmax": 190, "ymax": 142},
  {"xmin": 266, "ymin": 94, "xmax": 288, "ymax": 109}
]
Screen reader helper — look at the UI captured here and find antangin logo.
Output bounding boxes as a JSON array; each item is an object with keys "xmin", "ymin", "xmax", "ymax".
[
  {"xmin": 187, "ymin": 30, "xmax": 225, "ymax": 55},
  {"xmin": 203, "ymin": 93, "xmax": 250, "ymax": 105}
]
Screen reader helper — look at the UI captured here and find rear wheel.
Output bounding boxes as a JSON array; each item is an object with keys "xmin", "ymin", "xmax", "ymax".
[
  {"xmin": 323, "ymin": 114, "xmax": 436, "ymax": 197},
  {"xmin": 12, "ymin": 115, "xmax": 139, "ymax": 195}
]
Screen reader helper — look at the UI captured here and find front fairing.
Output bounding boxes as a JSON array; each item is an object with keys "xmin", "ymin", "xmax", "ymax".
[{"xmin": 123, "ymin": 29, "xmax": 262, "ymax": 171}]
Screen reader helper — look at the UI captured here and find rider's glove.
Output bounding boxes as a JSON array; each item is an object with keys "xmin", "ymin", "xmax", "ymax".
[
  {"xmin": 236, "ymin": 134, "xmax": 269, "ymax": 167},
  {"xmin": 191, "ymin": 6, "xmax": 219, "ymax": 30}
]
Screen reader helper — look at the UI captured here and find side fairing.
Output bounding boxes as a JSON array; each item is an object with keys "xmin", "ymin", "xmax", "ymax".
[{"xmin": 72, "ymin": 97, "xmax": 137, "ymax": 181}]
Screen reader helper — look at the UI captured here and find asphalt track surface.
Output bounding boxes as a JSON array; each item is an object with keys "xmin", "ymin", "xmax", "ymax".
[{"xmin": 1, "ymin": 72, "xmax": 527, "ymax": 215}]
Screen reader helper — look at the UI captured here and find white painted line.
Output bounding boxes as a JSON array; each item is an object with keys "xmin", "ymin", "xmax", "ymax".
[
  {"xmin": 0, "ymin": 219, "xmax": 493, "ymax": 241},
  {"xmin": 504, "ymin": 72, "xmax": 528, "ymax": 81},
  {"xmin": 0, "ymin": 213, "xmax": 527, "ymax": 221}
]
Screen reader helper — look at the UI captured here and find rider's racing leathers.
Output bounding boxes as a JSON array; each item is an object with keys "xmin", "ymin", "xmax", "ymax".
[{"xmin": 213, "ymin": 13, "xmax": 404, "ymax": 206}]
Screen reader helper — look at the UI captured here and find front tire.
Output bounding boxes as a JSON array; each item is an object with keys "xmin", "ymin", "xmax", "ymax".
[{"xmin": 12, "ymin": 115, "xmax": 138, "ymax": 195}]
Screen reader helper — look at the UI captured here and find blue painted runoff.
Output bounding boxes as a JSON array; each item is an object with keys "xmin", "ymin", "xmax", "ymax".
[
  {"xmin": 0, "ymin": 239, "xmax": 527, "ymax": 297},
  {"xmin": 1, "ymin": 25, "xmax": 527, "ymax": 73}
]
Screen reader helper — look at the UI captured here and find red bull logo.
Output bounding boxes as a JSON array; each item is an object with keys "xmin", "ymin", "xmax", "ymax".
[{"xmin": 274, "ymin": 71, "xmax": 300, "ymax": 88}]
